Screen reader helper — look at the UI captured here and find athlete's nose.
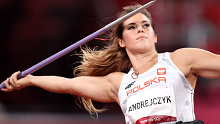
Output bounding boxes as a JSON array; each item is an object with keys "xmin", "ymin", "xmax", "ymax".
[
  {"xmin": 138, "ymin": 30, "xmax": 144, "ymax": 33},
  {"xmin": 137, "ymin": 26, "xmax": 144, "ymax": 33}
]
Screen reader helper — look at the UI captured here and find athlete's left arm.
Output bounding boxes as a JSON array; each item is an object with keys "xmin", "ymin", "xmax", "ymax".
[{"xmin": 187, "ymin": 48, "xmax": 220, "ymax": 79}]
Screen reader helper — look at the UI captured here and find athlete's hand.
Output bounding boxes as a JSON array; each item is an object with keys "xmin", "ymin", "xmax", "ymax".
[{"xmin": 1, "ymin": 71, "xmax": 31, "ymax": 92}]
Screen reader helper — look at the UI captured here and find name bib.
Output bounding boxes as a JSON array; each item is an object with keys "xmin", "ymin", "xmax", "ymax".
[{"xmin": 126, "ymin": 85, "xmax": 177, "ymax": 124}]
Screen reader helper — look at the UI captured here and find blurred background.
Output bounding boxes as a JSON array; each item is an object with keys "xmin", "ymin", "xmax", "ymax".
[{"xmin": 0, "ymin": 0, "xmax": 220, "ymax": 123}]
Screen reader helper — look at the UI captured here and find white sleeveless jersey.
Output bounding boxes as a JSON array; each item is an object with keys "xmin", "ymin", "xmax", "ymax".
[{"xmin": 118, "ymin": 52, "xmax": 195, "ymax": 124}]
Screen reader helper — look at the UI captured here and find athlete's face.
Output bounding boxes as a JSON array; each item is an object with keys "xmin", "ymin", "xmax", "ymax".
[{"xmin": 118, "ymin": 13, "xmax": 157, "ymax": 54}]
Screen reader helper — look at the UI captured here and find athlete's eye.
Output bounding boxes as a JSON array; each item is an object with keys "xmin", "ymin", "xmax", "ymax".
[
  {"xmin": 128, "ymin": 26, "xmax": 136, "ymax": 30},
  {"xmin": 143, "ymin": 24, "xmax": 150, "ymax": 28}
]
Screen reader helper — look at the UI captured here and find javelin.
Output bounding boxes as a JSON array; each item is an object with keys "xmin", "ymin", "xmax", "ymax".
[{"xmin": 0, "ymin": 0, "xmax": 156, "ymax": 89}]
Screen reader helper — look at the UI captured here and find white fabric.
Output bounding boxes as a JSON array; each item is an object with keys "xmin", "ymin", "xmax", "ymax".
[{"xmin": 118, "ymin": 52, "xmax": 195, "ymax": 124}]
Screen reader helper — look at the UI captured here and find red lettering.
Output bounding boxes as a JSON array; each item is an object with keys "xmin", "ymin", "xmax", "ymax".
[
  {"xmin": 125, "ymin": 77, "xmax": 167, "ymax": 96},
  {"xmin": 151, "ymin": 77, "xmax": 158, "ymax": 83},
  {"xmin": 133, "ymin": 86, "xmax": 139, "ymax": 93},
  {"xmin": 144, "ymin": 81, "xmax": 151, "ymax": 87},
  {"xmin": 158, "ymin": 77, "xmax": 166, "ymax": 83},
  {"xmin": 126, "ymin": 89, "xmax": 132, "ymax": 96}
]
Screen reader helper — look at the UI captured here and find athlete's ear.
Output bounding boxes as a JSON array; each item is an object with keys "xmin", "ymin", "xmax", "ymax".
[
  {"xmin": 118, "ymin": 38, "xmax": 126, "ymax": 47},
  {"xmin": 154, "ymin": 34, "xmax": 157, "ymax": 43}
]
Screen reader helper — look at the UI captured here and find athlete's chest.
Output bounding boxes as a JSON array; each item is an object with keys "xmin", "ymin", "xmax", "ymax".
[
  {"xmin": 120, "ymin": 66, "xmax": 179, "ymax": 123},
  {"xmin": 123, "ymin": 66, "xmax": 180, "ymax": 98}
]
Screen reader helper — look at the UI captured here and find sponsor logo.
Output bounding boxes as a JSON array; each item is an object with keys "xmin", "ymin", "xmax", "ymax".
[
  {"xmin": 125, "ymin": 81, "xmax": 136, "ymax": 90},
  {"xmin": 157, "ymin": 68, "xmax": 166, "ymax": 75},
  {"xmin": 136, "ymin": 115, "xmax": 177, "ymax": 124}
]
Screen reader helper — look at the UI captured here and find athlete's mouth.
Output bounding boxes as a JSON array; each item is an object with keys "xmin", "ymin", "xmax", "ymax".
[{"xmin": 136, "ymin": 36, "xmax": 147, "ymax": 40}]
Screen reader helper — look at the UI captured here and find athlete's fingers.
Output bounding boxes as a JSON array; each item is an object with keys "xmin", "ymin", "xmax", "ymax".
[
  {"xmin": 1, "ymin": 78, "xmax": 15, "ymax": 92},
  {"xmin": 9, "ymin": 71, "xmax": 19, "ymax": 86}
]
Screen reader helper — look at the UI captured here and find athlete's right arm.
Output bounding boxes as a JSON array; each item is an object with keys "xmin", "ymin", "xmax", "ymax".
[{"xmin": 1, "ymin": 71, "xmax": 124, "ymax": 103}]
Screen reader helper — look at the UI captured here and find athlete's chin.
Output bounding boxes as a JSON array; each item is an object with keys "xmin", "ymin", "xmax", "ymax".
[{"xmin": 129, "ymin": 47, "xmax": 150, "ymax": 54}]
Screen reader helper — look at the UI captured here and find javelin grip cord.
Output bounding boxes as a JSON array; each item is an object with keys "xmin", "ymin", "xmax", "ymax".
[{"xmin": 0, "ymin": 0, "xmax": 156, "ymax": 89}]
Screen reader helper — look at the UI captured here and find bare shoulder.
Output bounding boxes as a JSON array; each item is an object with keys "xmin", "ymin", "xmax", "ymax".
[
  {"xmin": 169, "ymin": 48, "xmax": 206, "ymax": 77},
  {"xmin": 173, "ymin": 47, "xmax": 213, "ymax": 53},
  {"xmin": 170, "ymin": 48, "xmax": 193, "ymax": 66},
  {"xmin": 171, "ymin": 48, "xmax": 202, "ymax": 58},
  {"xmin": 170, "ymin": 47, "xmax": 218, "ymax": 77},
  {"xmin": 171, "ymin": 48, "xmax": 217, "ymax": 63}
]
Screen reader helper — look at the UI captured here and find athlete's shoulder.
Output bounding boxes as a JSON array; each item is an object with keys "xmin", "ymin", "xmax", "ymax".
[
  {"xmin": 171, "ymin": 48, "xmax": 208, "ymax": 55},
  {"xmin": 171, "ymin": 48, "xmax": 212, "ymax": 61}
]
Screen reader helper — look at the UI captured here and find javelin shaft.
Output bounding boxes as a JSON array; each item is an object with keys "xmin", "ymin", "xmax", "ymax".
[
  {"xmin": 0, "ymin": 0, "xmax": 156, "ymax": 89},
  {"xmin": 104, "ymin": 0, "xmax": 156, "ymax": 30}
]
